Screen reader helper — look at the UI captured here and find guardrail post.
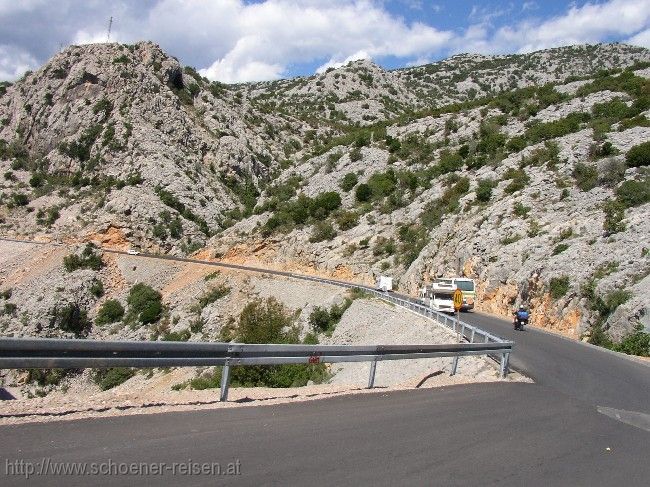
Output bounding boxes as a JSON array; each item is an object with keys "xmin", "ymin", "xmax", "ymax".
[
  {"xmin": 500, "ymin": 352, "xmax": 510, "ymax": 378},
  {"xmin": 220, "ymin": 362, "xmax": 231, "ymax": 402},
  {"xmin": 368, "ymin": 360, "xmax": 377, "ymax": 389},
  {"xmin": 470, "ymin": 329, "xmax": 475, "ymax": 343},
  {"xmin": 460, "ymin": 323, "xmax": 465, "ymax": 340},
  {"xmin": 451, "ymin": 356, "xmax": 459, "ymax": 376}
]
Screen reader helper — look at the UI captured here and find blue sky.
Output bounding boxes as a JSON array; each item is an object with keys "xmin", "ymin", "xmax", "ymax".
[{"xmin": 1, "ymin": 1, "xmax": 649, "ymax": 82}]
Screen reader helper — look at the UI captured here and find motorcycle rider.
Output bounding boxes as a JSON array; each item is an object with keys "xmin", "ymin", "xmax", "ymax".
[{"xmin": 513, "ymin": 304, "xmax": 529, "ymax": 330}]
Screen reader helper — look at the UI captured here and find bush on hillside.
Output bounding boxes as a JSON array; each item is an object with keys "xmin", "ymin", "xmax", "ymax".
[
  {"xmin": 93, "ymin": 368, "xmax": 135, "ymax": 391},
  {"xmin": 52, "ymin": 303, "xmax": 92, "ymax": 337},
  {"xmin": 475, "ymin": 178, "xmax": 497, "ymax": 202},
  {"xmin": 63, "ymin": 243, "xmax": 103, "ymax": 272},
  {"xmin": 95, "ymin": 299, "xmax": 125, "ymax": 325},
  {"xmin": 127, "ymin": 283, "xmax": 162, "ymax": 325},
  {"xmin": 340, "ymin": 172, "xmax": 358, "ymax": 192},
  {"xmin": 615, "ymin": 178, "xmax": 650, "ymax": 208},
  {"xmin": 355, "ymin": 183, "xmax": 372, "ymax": 202},
  {"xmin": 572, "ymin": 163, "xmax": 598, "ymax": 191},
  {"xmin": 549, "ymin": 276, "xmax": 570, "ymax": 299},
  {"xmin": 626, "ymin": 141, "xmax": 650, "ymax": 167}
]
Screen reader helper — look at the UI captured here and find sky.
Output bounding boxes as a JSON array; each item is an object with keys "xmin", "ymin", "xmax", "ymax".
[{"xmin": 1, "ymin": 0, "xmax": 649, "ymax": 83}]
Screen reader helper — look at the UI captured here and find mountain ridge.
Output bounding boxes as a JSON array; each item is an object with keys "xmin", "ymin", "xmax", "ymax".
[{"xmin": 0, "ymin": 40, "xmax": 649, "ymax": 351}]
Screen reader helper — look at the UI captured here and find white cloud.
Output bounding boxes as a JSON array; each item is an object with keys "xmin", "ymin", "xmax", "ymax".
[
  {"xmin": 73, "ymin": 30, "xmax": 112, "ymax": 46},
  {"xmin": 627, "ymin": 28, "xmax": 650, "ymax": 48},
  {"xmin": 458, "ymin": 0, "xmax": 650, "ymax": 54},
  {"xmin": 316, "ymin": 50, "xmax": 371, "ymax": 74},
  {"xmin": 0, "ymin": 44, "xmax": 39, "ymax": 80},
  {"xmin": 522, "ymin": 2, "xmax": 538, "ymax": 12},
  {"xmin": 0, "ymin": 0, "xmax": 649, "ymax": 83},
  {"xmin": 175, "ymin": 0, "xmax": 453, "ymax": 82}
]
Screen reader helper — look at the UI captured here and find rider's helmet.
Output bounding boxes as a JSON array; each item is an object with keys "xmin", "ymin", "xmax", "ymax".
[{"xmin": 519, "ymin": 305, "xmax": 525, "ymax": 310}]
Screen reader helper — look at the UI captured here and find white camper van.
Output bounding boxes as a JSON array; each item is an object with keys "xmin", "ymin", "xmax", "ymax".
[
  {"xmin": 434, "ymin": 278, "xmax": 476, "ymax": 310},
  {"xmin": 376, "ymin": 276, "xmax": 393, "ymax": 292},
  {"xmin": 419, "ymin": 280, "xmax": 456, "ymax": 313}
]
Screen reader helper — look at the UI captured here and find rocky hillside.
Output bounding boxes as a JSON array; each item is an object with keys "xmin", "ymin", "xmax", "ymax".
[{"xmin": 0, "ymin": 41, "xmax": 649, "ymax": 351}]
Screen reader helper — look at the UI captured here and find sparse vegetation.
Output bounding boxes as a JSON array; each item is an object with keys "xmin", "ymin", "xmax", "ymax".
[
  {"xmin": 127, "ymin": 283, "xmax": 163, "ymax": 325},
  {"xmin": 63, "ymin": 244, "xmax": 103, "ymax": 272},
  {"xmin": 93, "ymin": 368, "xmax": 135, "ymax": 390},
  {"xmin": 549, "ymin": 276, "xmax": 570, "ymax": 299},
  {"xmin": 95, "ymin": 299, "xmax": 125, "ymax": 326}
]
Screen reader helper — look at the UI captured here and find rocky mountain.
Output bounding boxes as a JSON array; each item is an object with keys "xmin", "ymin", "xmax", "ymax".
[{"xmin": 0, "ymin": 41, "xmax": 649, "ymax": 351}]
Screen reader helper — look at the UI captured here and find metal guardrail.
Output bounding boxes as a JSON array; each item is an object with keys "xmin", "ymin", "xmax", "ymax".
[
  {"xmin": 292, "ymin": 274, "xmax": 509, "ymax": 344},
  {"xmin": 0, "ymin": 337, "xmax": 512, "ymax": 401}
]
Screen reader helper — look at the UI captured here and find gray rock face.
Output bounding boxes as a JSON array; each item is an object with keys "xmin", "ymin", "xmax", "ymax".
[{"xmin": 1, "ymin": 41, "xmax": 649, "ymax": 346}]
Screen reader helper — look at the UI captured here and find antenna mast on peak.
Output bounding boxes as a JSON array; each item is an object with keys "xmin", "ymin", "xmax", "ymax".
[{"xmin": 107, "ymin": 16, "xmax": 113, "ymax": 43}]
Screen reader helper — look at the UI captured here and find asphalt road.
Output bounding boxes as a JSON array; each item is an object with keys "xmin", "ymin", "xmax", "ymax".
[{"xmin": 1, "ymin": 238, "xmax": 649, "ymax": 485}]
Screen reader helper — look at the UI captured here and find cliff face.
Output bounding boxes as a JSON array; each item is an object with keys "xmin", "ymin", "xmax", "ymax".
[{"xmin": 1, "ymin": 41, "xmax": 649, "ymax": 343}]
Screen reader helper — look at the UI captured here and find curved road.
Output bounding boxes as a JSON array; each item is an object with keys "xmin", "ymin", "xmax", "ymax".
[{"xmin": 1, "ymin": 240, "xmax": 649, "ymax": 485}]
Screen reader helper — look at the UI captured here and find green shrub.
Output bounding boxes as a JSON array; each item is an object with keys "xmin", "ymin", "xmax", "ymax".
[
  {"xmin": 336, "ymin": 210, "xmax": 359, "ymax": 230},
  {"xmin": 593, "ymin": 261, "xmax": 619, "ymax": 279},
  {"xmin": 198, "ymin": 284, "xmax": 231, "ymax": 307},
  {"xmin": 96, "ymin": 299, "xmax": 125, "ymax": 325},
  {"xmin": 340, "ymin": 172, "xmax": 358, "ymax": 191},
  {"xmin": 349, "ymin": 147, "xmax": 362, "ymax": 161},
  {"xmin": 503, "ymin": 169, "xmax": 530, "ymax": 194},
  {"xmin": 615, "ymin": 178, "xmax": 650, "ymax": 208},
  {"xmin": 309, "ymin": 191, "xmax": 341, "ymax": 219},
  {"xmin": 237, "ymin": 297, "xmax": 297, "ymax": 344},
  {"xmin": 52, "ymin": 303, "xmax": 92, "ymax": 337},
  {"xmin": 58, "ymin": 124, "xmax": 102, "ymax": 162},
  {"xmin": 309, "ymin": 299, "xmax": 353, "ymax": 334},
  {"xmin": 27, "ymin": 369, "xmax": 76, "ymax": 387},
  {"xmin": 588, "ymin": 323, "xmax": 613, "ymax": 348},
  {"xmin": 12, "ymin": 193, "xmax": 29, "ymax": 206},
  {"xmin": 127, "ymin": 283, "xmax": 162, "ymax": 324},
  {"xmin": 310, "ymin": 221, "xmax": 336, "ymax": 242},
  {"xmin": 29, "ymin": 172, "xmax": 45, "ymax": 188},
  {"xmin": 193, "ymin": 297, "xmax": 331, "ymax": 388},
  {"xmin": 309, "ymin": 306, "xmax": 331, "ymax": 332},
  {"xmin": 421, "ymin": 177, "xmax": 470, "ymax": 229},
  {"xmin": 204, "ymin": 271, "xmax": 220, "ymax": 281},
  {"xmin": 513, "ymin": 202, "xmax": 531, "ymax": 218},
  {"xmin": 161, "ymin": 329, "xmax": 191, "ymax": 341},
  {"xmin": 552, "ymin": 243, "xmax": 569, "ymax": 255},
  {"xmin": 373, "ymin": 236, "xmax": 395, "ymax": 256},
  {"xmin": 601, "ymin": 289, "xmax": 632, "ymax": 316},
  {"xmin": 156, "ymin": 188, "xmax": 210, "ymax": 236},
  {"xmin": 437, "ymin": 150, "xmax": 464, "ymax": 174},
  {"xmin": 599, "ymin": 159, "xmax": 626, "ymax": 187},
  {"xmin": 572, "ymin": 163, "xmax": 598, "ymax": 191},
  {"xmin": 625, "ymin": 141, "xmax": 650, "ymax": 167},
  {"xmin": 524, "ymin": 112, "xmax": 590, "ymax": 144},
  {"xmin": 475, "ymin": 178, "xmax": 497, "ymax": 202},
  {"xmin": 367, "ymin": 170, "xmax": 397, "ymax": 199},
  {"xmin": 602, "ymin": 200, "xmax": 626, "ymax": 234},
  {"xmin": 355, "ymin": 183, "xmax": 372, "ymax": 202},
  {"xmin": 63, "ymin": 244, "xmax": 103, "ymax": 272},
  {"xmin": 89, "ymin": 279, "xmax": 104, "ymax": 298},
  {"xmin": 93, "ymin": 368, "xmax": 135, "ymax": 390},
  {"xmin": 614, "ymin": 325, "xmax": 650, "ymax": 357},
  {"xmin": 500, "ymin": 234, "xmax": 522, "ymax": 245},
  {"xmin": 549, "ymin": 276, "xmax": 570, "ymax": 299},
  {"xmin": 189, "ymin": 317, "xmax": 205, "ymax": 334}
]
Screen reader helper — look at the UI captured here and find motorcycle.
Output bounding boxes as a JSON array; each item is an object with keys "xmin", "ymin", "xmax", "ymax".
[{"xmin": 514, "ymin": 316, "xmax": 528, "ymax": 331}]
